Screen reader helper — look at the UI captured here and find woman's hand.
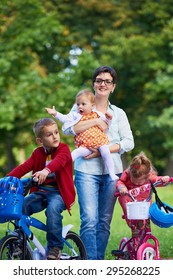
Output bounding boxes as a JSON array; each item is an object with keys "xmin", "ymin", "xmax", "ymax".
[
  {"xmin": 74, "ymin": 118, "xmax": 108, "ymax": 135},
  {"xmin": 84, "ymin": 148, "xmax": 101, "ymax": 159},
  {"xmin": 95, "ymin": 118, "xmax": 108, "ymax": 132}
]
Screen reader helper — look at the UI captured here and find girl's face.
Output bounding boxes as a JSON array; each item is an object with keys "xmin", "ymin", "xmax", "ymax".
[
  {"xmin": 130, "ymin": 174, "xmax": 149, "ymax": 186},
  {"xmin": 93, "ymin": 72, "xmax": 116, "ymax": 97},
  {"xmin": 76, "ymin": 95, "xmax": 94, "ymax": 115}
]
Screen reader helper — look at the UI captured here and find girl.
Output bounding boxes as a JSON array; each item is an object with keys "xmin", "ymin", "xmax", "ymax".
[{"xmin": 116, "ymin": 152, "xmax": 170, "ymax": 234}]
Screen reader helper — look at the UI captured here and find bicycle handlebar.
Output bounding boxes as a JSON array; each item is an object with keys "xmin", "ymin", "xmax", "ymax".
[
  {"xmin": 114, "ymin": 177, "xmax": 173, "ymax": 198},
  {"xmin": 21, "ymin": 174, "xmax": 53, "ymax": 196}
]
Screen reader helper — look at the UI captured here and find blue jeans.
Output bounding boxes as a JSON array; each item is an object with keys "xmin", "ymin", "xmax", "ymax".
[
  {"xmin": 23, "ymin": 190, "xmax": 66, "ymax": 250},
  {"xmin": 75, "ymin": 171, "xmax": 117, "ymax": 260}
]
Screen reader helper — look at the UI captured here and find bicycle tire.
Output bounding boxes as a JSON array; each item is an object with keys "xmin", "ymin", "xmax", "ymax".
[
  {"xmin": 61, "ymin": 231, "xmax": 87, "ymax": 260},
  {"xmin": 0, "ymin": 235, "xmax": 33, "ymax": 260},
  {"xmin": 137, "ymin": 243, "xmax": 156, "ymax": 260}
]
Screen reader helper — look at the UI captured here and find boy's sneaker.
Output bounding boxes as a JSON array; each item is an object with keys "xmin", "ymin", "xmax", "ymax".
[{"xmin": 47, "ymin": 247, "xmax": 61, "ymax": 260}]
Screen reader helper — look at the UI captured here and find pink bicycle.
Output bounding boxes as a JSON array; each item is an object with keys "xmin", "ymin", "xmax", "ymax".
[{"xmin": 112, "ymin": 178, "xmax": 173, "ymax": 260}]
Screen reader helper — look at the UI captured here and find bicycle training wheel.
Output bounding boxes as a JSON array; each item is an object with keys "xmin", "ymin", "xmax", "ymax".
[
  {"xmin": 137, "ymin": 243, "xmax": 156, "ymax": 260},
  {"xmin": 0, "ymin": 235, "xmax": 33, "ymax": 260},
  {"xmin": 61, "ymin": 231, "xmax": 87, "ymax": 260}
]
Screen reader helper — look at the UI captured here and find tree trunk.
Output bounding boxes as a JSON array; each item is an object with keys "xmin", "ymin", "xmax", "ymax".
[{"xmin": 164, "ymin": 154, "xmax": 173, "ymax": 176}]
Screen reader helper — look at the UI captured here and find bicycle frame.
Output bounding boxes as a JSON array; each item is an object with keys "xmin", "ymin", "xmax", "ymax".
[
  {"xmin": 0, "ymin": 176, "xmax": 87, "ymax": 260},
  {"xmin": 6, "ymin": 214, "xmax": 74, "ymax": 259},
  {"xmin": 118, "ymin": 226, "xmax": 160, "ymax": 260}
]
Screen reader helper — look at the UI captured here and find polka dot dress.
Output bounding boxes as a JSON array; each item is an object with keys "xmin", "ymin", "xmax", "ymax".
[{"xmin": 74, "ymin": 112, "xmax": 109, "ymax": 148}]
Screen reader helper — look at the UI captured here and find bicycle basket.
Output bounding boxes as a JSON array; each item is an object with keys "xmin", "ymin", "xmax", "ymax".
[
  {"xmin": 126, "ymin": 201, "xmax": 150, "ymax": 220},
  {"xmin": 0, "ymin": 193, "xmax": 23, "ymax": 223},
  {"xmin": 149, "ymin": 202, "xmax": 173, "ymax": 228},
  {"xmin": 0, "ymin": 177, "xmax": 24, "ymax": 223},
  {"xmin": 0, "ymin": 176, "xmax": 23, "ymax": 195}
]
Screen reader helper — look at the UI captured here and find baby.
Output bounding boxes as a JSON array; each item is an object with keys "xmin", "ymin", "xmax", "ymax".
[{"xmin": 46, "ymin": 89, "xmax": 118, "ymax": 181}]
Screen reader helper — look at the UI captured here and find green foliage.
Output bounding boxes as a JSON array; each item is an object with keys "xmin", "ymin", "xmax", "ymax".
[{"xmin": 0, "ymin": 0, "xmax": 173, "ymax": 175}]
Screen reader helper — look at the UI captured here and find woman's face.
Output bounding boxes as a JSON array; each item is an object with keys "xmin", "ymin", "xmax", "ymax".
[{"xmin": 93, "ymin": 72, "xmax": 116, "ymax": 97}]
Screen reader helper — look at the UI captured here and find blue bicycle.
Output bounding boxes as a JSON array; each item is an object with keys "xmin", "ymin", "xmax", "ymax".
[{"xmin": 0, "ymin": 176, "xmax": 87, "ymax": 260}]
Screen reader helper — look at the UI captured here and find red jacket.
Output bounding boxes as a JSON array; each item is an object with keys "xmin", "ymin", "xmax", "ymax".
[{"xmin": 8, "ymin": 143, "xmax": 76, "ymax": 212}]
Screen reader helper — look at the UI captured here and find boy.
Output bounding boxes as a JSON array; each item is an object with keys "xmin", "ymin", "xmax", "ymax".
[{"xmin": 7, "ymin": 118, "xmax": 76, "ymax": 260}]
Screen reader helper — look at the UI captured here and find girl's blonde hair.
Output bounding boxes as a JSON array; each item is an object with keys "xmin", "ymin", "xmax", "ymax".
[
  {"xmin": 76, "ymin": 89, "xmax": 95, "ymax": 104},
  {"xmin": 129, "ymin": 152, "xmax": 157, "ymax": 178}
]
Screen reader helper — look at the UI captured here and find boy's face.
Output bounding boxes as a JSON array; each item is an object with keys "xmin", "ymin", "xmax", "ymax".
[{"xmin": 36, "ymin": 124, "xmax": 60, "ymax": 151}]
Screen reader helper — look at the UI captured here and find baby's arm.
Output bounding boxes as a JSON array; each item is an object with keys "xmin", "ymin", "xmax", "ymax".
[
  {"xmin": 45, "ymin": 106, "xmax": 57, "ymax": 117},
  {"xmin": 97, "ymin": 111, "xmax": 112, "ymax": 127},
  {"xmin": 105, "ymin": 111, "xmax": 113, "ymax": 121},
  {"xmin": 105, "ymin": 111, "xmax": 113, "ymax": 126},
  {"xmin": 45, "ymin": 106, "xmax": 74, "ymax": 124}
]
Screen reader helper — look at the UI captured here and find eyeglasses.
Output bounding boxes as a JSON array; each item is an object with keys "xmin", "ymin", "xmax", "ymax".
[{"xmin": 95, "ymin": 79, "xmax": 113, "ymax": 86}]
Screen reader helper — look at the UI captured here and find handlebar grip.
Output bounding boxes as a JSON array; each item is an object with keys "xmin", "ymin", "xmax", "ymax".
[{"xmin": 32, "ymin": 173, "xmax": 53, "ymax": 182}]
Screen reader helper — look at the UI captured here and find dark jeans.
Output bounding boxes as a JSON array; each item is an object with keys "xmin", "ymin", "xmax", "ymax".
[{"xmin": 23, "ymin": 190, "xmax": 66, "ymax": 250}]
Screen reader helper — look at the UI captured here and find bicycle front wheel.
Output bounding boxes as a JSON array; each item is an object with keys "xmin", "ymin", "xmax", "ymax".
[
  {"xmin": 61, "ymin": 231, "xmax": 87, "ymax": 260},
  {"xmin": 137, "ymin": 243, "xmax": 156, "ymax": 260},
  {"xmin": 0, "ymin": 235, "xmax": 33, "ymax": 260}
]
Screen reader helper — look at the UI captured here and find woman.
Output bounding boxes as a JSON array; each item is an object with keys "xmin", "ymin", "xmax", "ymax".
[{"xmin": 63, "ymin": 66, "xmax": 134, "ymax": 259}]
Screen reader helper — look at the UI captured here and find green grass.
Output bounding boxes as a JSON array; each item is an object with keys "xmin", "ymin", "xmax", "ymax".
[{"xmin": 0, "ymin": 185, "xmax": 173, "ymax": 259}]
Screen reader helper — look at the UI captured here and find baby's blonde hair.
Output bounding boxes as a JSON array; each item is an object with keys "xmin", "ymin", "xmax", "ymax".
[
  {"xmin": 129, "ymin": 152, "xmax": 157, "ymax": 178},
  {"xmin": 76, "ymin": 89, "xmax": 95, "ymax": 104}
]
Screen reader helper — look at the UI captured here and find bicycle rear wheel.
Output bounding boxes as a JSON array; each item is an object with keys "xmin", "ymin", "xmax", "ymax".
[
  {"xmin": 61, "ymin": 231, "xmax": 87, "ymax": 260},
  {"xmin": 137, "ymin": 243, "xmax": 156, "ymax": 260},
  {"xmin": 0, "ymin": 235, "xmax": 33, "ymax": 260}
]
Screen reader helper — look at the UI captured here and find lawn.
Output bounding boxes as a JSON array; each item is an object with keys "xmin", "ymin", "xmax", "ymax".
[{"xmin": 0, "ymin": 184, "xmax": 173, "ymax": 260}]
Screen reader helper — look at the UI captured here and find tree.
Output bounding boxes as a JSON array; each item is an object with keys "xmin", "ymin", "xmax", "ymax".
[
  {"xmin": 0, "ymin": 0, "xmax": 70, "ymax": 173},
  {"xmin": 1, "ymin": 0, "xmax": 173, "ymax": 175}
]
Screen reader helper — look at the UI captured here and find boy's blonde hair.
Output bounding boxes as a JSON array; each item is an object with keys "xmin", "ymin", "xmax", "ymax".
[
  {"xmin": 129, "ymin": 152, "xmax": 157, "ymax": 178},
  {"xmin": 33, "ymin": 118, "xmax": 57, "ymax": 138},
  {"xmin": 76, "ymin": 89, "xmax": 95, "ymax": 104}
]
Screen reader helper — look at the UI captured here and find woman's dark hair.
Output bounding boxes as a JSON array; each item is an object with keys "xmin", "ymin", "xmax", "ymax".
[{"xmin": 92, "ymin": 66, "xmax": 117, "ymax": 85}]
